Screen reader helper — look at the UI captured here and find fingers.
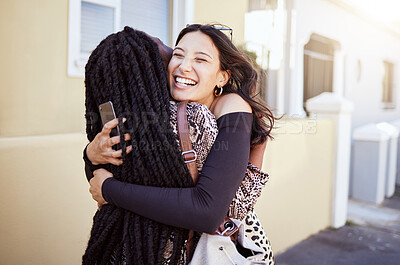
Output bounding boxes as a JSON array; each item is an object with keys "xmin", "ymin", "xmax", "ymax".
[
  {"xmin": 124, "ymin": 133, "xmax": 131, "ymax": 141},
  {"xmin": 111, "ymin": 150, "xmax": 122, "ymax": 158},
  {"xmin": 108, "ymin": 135, "xmax": 121, "ymax": 146},
  {"xmin": 126, "ymin": 145, "xmax": 133, "ymax": 154},
  {"xmin": 102, "ymin": 118, "xmax": 119, "ymax": 135},
  {"xmin": 93, "ymin": 168, "xmax": 108, "ymax": 175},
  {"xmin": 108, "ymin": 133, "xmax": 131, "ymax": 146},
  {"xmin": 102, "ymin": 117, "xmax": 129, "ymax": 136},
  {"xmin": 109, "ymin": 158, "xmax": 123, "ymax": 166},
  {"xmin": 89, "ymin": 186, "xmax": 97, "ymax": 202},
  {"xmin": 111, "ymin": 145, "xmax": 133, "ymax": 158}
]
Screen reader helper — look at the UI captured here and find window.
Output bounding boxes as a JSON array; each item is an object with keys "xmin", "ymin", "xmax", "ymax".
[
  {"xmin": 382, "ymin": 61, "xmax": 395, "ymax": 109},
  {"xmin": 68, "ymin": 0, "xmax": 171, "ymax": 77},
  {"xmin": 303, "ymin": 34, "xmax": 339, "ymax": 104},
  {"xmin": 248, "ymin": 0, "xmax": 278, "ymax": 11}
]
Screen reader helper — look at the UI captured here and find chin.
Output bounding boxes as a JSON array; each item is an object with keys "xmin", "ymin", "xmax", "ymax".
[{"xmin": 171, "ymin": 89, "xmax": 191, "ymax": 102}]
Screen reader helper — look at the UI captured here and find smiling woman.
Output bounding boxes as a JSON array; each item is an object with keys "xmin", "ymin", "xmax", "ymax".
[{"xmin": 168, "ymin": 31, "xmax": 230, "ymax": 108}]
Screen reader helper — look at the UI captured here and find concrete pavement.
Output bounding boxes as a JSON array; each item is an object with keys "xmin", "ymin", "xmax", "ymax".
[{"xmin": 275, "ymin": 186, "xmax": 400, "ymax": 265}]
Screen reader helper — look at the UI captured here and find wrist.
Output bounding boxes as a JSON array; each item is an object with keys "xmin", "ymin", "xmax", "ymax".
[
  {"xmin": 101, "ymin": 177, "xmax": 115, "ymax": 203},
  {"xmin": 86, "ymin": 142, "xmax": 99, "ymax": 165}
]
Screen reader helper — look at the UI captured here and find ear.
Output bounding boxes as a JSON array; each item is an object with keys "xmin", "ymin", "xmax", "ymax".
[{"xmin": 218, "ymin": 69, "xmax": 231, "ymax": 87}]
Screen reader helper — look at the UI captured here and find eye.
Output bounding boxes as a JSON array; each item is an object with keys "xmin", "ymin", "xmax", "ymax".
[
  {"xmin": 172, "ymin": 52, "xmax": 184, "ymax": 58},
  {"xmin": 195, "ymin": 58, "xmax": 207, "ymax": 63}
]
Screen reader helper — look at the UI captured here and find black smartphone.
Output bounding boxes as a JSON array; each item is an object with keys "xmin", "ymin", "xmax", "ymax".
[{"xmin": 99, "ymin": 101, "xmax": 120, "ymax": 149}]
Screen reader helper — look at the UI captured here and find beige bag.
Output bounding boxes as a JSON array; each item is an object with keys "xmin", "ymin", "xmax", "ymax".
[{"xmin": 188, "ymin": 218, "xmax": 268, "ymax": 265}]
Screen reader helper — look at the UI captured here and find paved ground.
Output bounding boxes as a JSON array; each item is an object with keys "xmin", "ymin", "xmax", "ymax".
[{"xmin": 276, "ymin": 186, "xmax": 400, "ymax": 265}]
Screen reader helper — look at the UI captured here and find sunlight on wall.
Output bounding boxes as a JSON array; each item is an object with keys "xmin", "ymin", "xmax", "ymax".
[
  {"xmin": 244, "ymin": 0, "xmax": 284, "ymax": 70},
  {"xmin": 346, "ymin": 0, "xmax": 400, "ymax": 23}
]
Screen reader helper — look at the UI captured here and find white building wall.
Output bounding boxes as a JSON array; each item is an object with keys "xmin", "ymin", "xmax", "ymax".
[{"xmin": 290, "ymin": 0, "xmax": 400, "ymax": 128}]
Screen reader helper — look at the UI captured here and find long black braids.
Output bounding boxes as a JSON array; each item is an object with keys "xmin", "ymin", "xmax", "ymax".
[{"xmin": 83, "ymin": 26, "xmax": 193, "ymax": 265}]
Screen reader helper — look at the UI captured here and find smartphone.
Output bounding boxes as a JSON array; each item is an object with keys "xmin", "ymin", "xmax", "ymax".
[{"xmin": 99, "ymin": 101, "xmax": 120, "ymax": 147}]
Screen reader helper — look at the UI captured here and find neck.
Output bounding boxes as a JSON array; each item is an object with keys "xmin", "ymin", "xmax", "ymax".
[
  {"xmin": 208, "ymin": 97, "xmax": 219, "ymax": 113},
  {"xmin": 200, "ymin": 96, "xmax": 216, "ymax": 110}
]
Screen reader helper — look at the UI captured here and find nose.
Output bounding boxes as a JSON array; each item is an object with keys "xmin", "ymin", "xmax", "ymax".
[{"xmin": 179, "ymin": 57, "xmax": 192, "ymax": 73}]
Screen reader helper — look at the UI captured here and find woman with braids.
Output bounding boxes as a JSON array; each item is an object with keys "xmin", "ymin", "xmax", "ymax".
[
  {"xmin": 84, "ymin": 24, "xmax": 275, "ymax": 264},
  {"xmin": 83, "ymin": 26, "xmax": 197, "ymax": 264}
]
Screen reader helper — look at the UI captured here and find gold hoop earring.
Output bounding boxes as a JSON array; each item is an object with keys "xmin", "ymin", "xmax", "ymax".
[{"xmin": 214, "ymin": 86, "xmax": 223, "ymax": 97}]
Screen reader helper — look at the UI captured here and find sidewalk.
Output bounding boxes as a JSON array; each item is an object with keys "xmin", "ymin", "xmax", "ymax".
[{"xmin": 275, "ymin": 186, "xmax": 400, "ymax": 265}]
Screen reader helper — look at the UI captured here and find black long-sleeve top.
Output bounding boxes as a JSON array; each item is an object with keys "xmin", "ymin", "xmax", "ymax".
[{"xmin": 84, "ymin": 112, "xmax": 253, "ymax": 234}]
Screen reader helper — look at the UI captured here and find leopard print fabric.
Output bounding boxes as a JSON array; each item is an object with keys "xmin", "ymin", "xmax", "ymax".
[
  {"xmin": 167, "ymin": 101, "xmax": 274, "ymax": 264},
  {"xmin": 244, "ymin": 210, "xmax": 275, "ymax": 264},
  {"xmin": 228, "ymin": 162, "xmax": 270, "ymax": 221}
]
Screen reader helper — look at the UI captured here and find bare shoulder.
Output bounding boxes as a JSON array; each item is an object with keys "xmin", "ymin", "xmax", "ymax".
[{"xmin": 212, "ymin": 93, "xmax": 252, "ymax": 119}]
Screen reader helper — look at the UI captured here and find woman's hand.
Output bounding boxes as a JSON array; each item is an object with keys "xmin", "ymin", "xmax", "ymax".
[
  {"xmin": 86, "ymin": 118, "xmax": 132, "ymax": 165},
  {"xmin": 89, "ymin": 168, "xmax": 113, "ymax": 207}
]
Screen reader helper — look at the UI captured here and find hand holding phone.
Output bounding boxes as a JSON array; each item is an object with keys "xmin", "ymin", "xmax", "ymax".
[
  {"xmin": 99, "ymin": 101, "xmax": 122, "ymax": 150},
  {"xmin": 86, "ymin": 101, "xmax": 132, "ymax": 165}
]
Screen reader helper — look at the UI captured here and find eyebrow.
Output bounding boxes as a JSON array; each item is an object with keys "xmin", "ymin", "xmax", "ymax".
[{"xmin": 173, "ymin": 47, "xmax": 213, "ymax": 60}]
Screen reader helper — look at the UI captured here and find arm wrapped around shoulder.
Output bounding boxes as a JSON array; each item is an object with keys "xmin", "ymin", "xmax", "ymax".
[{"xmin": 102, "ymin": 112, "xmax": 253, "ymax": 233}]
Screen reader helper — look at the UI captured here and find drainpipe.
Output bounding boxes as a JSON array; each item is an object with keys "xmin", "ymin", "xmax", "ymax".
[{"xmin": 282, "ymin": 0, "xmax": 293, "ymax": 116}]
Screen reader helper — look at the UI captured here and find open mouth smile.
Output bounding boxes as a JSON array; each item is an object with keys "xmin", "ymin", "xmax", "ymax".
[{"xmin": 175, "ymin": 76, "xmax": 198, "ymax": 87}]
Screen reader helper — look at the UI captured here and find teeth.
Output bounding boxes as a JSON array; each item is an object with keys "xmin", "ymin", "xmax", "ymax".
[{"xmin": 176, "ymin": 77, "xmax": 197, "ymax": 86}]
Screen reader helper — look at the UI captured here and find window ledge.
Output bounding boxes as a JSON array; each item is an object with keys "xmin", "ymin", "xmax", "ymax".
[{"xmin": 381, "ymin": 102, "xmax": 396, "ymax": 110}]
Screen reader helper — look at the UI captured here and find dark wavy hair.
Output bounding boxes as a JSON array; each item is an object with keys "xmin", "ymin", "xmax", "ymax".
[
  {"xmin": 83, "ymin": 26, "xmax": 193, "ymax": 265},
  {"xmin": 176, "ymin": 24, "xmax": 275, "ymax": 145}
]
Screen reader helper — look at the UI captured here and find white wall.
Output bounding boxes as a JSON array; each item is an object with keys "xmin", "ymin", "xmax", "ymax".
[{"xmin": 291, "ymin": 0, "xmax": 400, "ymax": 128}]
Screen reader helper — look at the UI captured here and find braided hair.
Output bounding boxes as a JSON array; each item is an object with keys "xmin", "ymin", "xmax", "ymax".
[{"xmin": 83, "ymin": 26, "xmax": 193, "ymax": 265}]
